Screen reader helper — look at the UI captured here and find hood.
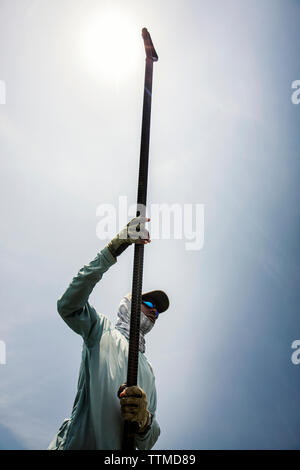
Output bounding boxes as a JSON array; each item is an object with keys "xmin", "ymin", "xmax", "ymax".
[{"xmin": 115, "ymin": 293, "xmax": 153, "ymax": 353}]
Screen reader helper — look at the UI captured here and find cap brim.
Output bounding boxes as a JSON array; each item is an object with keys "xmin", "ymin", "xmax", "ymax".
[{"xmin": 142, "ymin": 290, "xmax": 169, "ymax": 313}]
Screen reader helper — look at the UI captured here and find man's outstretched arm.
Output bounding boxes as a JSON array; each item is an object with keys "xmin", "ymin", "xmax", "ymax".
[
  {"xmin": 57, "ymin": 246, "xmax": 117, "ymax": 343},
  {"xmin": 57, "ymin": 216, "xmax": 151, "ymax": 343}
]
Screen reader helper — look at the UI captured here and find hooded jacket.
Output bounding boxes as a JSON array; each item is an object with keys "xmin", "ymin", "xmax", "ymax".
[{"xmin": 47, "ymin": 247, "xmax": 160, "ymax": 450}]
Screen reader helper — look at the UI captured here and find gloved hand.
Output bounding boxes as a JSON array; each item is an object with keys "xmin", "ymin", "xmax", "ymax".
[
  {"xmin": 118, "ymin": 384, "xmax": 151, "ymax": 434},
  {"xmin": 107, "ymin": 216, "xmax": 151, "ymax": 258}
]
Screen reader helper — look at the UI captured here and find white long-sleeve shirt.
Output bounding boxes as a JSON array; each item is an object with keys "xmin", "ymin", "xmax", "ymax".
[{"xmin": 48, "ymin": 247, "xmax": 160, "ymax": 450}]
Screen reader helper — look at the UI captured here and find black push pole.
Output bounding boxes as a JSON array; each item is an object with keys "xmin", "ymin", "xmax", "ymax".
[{"xmin": 122, "ymin": 28, "xmax": 158, "ymax": 450}]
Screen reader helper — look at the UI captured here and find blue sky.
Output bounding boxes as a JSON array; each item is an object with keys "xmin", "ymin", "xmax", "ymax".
[{"xmin": 0, "ymin": 0, "xmax": 300, "ymax": 449}]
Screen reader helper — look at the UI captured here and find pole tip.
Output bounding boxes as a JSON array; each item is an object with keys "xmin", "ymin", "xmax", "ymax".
[{"xmin": 141, "ymin": 27, "xmax": 158, "ymax": 61}]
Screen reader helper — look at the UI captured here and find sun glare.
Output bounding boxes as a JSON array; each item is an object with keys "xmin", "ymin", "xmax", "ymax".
[{"xmin": 82, "ymin": 6, "xmax": 141, "ymax": 86}]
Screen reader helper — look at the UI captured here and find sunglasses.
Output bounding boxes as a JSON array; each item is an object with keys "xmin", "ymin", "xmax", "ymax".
[{"xmin": 142, "ymin": 300, "xmax": 159, "ymax": 319}]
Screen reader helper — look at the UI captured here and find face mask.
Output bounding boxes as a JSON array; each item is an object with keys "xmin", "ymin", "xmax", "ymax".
[{"xmin": 140, "ymin": 312, "xmax": 154, "ymax": 335}]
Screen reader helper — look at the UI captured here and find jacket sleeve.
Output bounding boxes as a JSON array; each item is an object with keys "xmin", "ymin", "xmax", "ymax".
[
  {"xmin": 135, "ymin": 417, "xmax": 161, "ymax": 450},
  {"xmin": 57, "ymin": 246, "xmax": 117, "ymax": 345}
]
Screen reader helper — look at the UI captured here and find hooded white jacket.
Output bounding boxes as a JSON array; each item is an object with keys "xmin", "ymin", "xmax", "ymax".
[{"xmin": 48, "ymin": 247, "xmax": 160, "ymax": 450}]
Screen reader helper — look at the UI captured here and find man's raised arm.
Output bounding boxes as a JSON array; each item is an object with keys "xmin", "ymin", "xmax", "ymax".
[{"xmin": 56, "ymin": 217, "xmax": 151, "ymax": 343}]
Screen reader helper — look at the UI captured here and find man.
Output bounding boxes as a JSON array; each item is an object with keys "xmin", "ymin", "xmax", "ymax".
[{"xmin": 48, "ymin": 217, "xmax": 169, "ymax": 450}]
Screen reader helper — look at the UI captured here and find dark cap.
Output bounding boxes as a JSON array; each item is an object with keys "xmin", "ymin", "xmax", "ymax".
[{"xmin": 142, "ymin": 290, "xmax": 169, "ymax": 313}]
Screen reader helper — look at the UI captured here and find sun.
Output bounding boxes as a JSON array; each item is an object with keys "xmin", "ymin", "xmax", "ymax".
[{"xmin": 81, "ymin": 6, "xmax": 141, "ymax": 86}]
